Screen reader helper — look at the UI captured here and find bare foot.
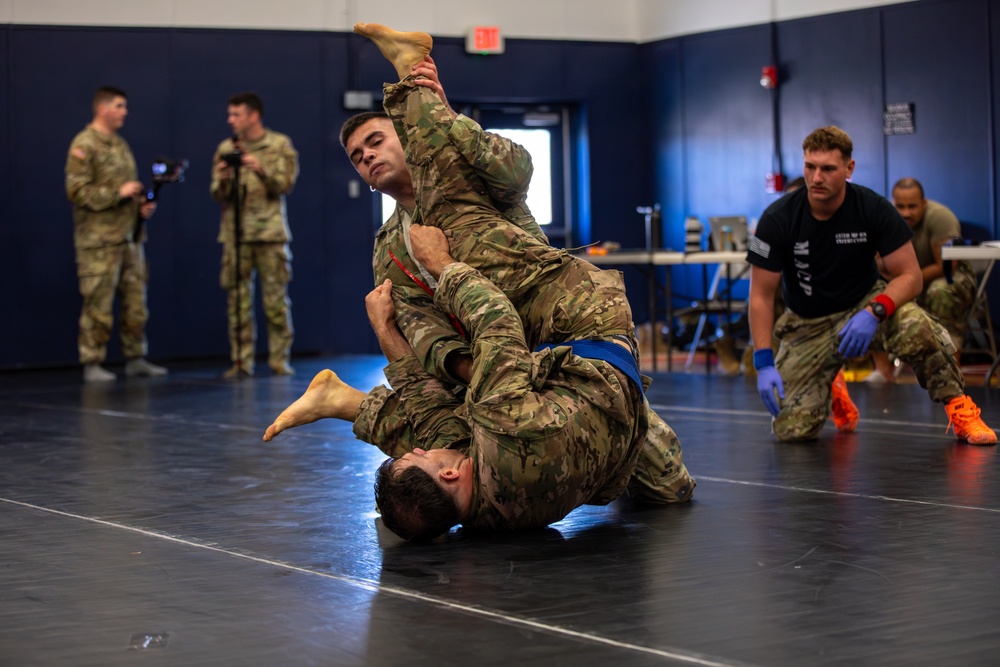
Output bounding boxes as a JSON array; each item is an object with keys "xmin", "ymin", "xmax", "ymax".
[
  {"xmin": 354, "ymin": 22, "xmax": 433, "ymax": 80},
  {"xmin": 263, "ymin": 369, "xmax": 365, "ymax": 441}
]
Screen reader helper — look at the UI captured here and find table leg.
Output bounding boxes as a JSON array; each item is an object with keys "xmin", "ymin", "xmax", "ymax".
[
  {"xmin": 648, "ymin": 263, "xmax": 657, "ymax": 372},
  {"xmin": 666, "ymin": 265, "xmax": 673, "ymax": 373}
]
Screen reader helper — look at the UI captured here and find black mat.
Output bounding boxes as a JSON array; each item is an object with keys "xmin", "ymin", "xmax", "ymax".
[{"xmin": 2, "ymin": 358, "xmax": 999, "ymax": 666}]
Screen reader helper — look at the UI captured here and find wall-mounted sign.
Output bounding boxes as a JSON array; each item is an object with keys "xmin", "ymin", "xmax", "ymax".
[
  {"xmin": 466, "ymin": 26, "xmax": 504, "ymax": 54},
  {"xmin": 884, "ymin": 103, "xmax": 915, "ymax": 135}
]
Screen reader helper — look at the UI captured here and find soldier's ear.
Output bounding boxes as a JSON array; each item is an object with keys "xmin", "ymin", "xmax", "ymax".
[{"xmin": 439, "ymin": 467, "xmax": 460, "ymax": 481}]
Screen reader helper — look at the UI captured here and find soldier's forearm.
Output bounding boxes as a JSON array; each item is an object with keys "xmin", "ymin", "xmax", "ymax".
[
  {"xmin": 210, "ymin": 179, "xmax": 233, "ymax": 202},
  {"xmin": 444, "ymin": 352, "xmax": 473, "ymax": 385},
  {"xmin": 374, "ymin": 322, "xmax": 415, "ymax": 363},
  {"xmin": 259, "ymin": 172, "xmax": 293, "ymax": 196},
  {"xmin": 69, "ymin": 184, "xmax": 121, "ymax": 212}
]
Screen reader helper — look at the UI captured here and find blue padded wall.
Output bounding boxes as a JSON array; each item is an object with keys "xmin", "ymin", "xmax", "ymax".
[
  {"xmin": 883, "ymin": 0, "xmax": 992, "ymax": 229},
  {"xmin": 0, "ymin": 29, "xmax": 13, "ymax": 363},
  {"xmin": 7, "ymin": 0, "xmax": 1000, "ymax": 368},
  {"xmin": 643, "ymin": 0, "xmax": 1000, "ymax": 319},
  {"xmin": 1, "ymin": 26, "xmax": 647, "ymax": 368},
  {"xmin": 9, "ymin": 27, "xmax": 176, "ymax": 366},
  {"xmin": 776, "ymin": 10, "xmax": 885, "ymax": 193}
]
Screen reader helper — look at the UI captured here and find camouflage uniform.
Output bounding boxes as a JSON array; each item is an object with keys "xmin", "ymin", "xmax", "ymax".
[
  {"xmin": 65, "ymin": 126, "xmax": 149, "ymax": 364},
  {"xmin": 399, "ymin": 262, "xmax": 649, "ymax": 529},
  {"xmin": 210, "ymin": 131, "xmax": 298, "ymax": 372},
  {"xmin": 353, "ymin": 78, "xmax": 694, "ymax": 505},
  {"xmin": 773, "ymin": 281, "xmax": 964, "ymax": 440},
  {"xmin": 909, "ymin": 200, "xmax": 976, "ymax": 345},
  {"xmin": 372, "ymin": 113, "xmax": 547, "ymax": 386}
]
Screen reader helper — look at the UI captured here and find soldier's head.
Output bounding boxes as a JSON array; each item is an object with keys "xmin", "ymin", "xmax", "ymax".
[
  {"xmin": 802, "ymin": 125, "xmax": 853, "ymax": 159},
  {"xmin": 340, "ymin": 112, "xmax": 413, "ymax": 204},
  {"xmin": 891, "ymin": 177, "xmax": 928, "ymax": 229},
  {"xmin": 92, "ymin": 86, "xmax": 128, "ymax": 132},
  {"xmin": 373, "ymin": 447, "xmax": 469, "ymax": 541},
  {"xmin": 227, "ymin": 92, "xmax": 265, "ymax": 141},
  {"xmin": 802, "ymin": 126, "xmax": 855, "ymax": 209}
]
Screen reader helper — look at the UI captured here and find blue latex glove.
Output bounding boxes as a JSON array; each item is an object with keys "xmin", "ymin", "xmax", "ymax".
[
  {"xmin": 837, "ymin": 309, "xmax": 879, "ymax": 359},
  {"xmin": 754, "ymin": 349, "xmax": 784, "ymax": 417}
]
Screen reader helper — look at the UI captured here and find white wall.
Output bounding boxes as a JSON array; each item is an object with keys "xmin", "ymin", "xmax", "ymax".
[
  {"xmin": 635, "ymin": 0, "xmax": 918, "ymax": 41},
  {"xmin": 0, "ymin": 0, "xmax": 918, "ymax": 41}
]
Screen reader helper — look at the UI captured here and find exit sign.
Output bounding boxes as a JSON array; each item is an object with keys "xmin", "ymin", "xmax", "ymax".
[{"xmin": 466, "ymin": 26, "xmax": 504, "ymax": 54}]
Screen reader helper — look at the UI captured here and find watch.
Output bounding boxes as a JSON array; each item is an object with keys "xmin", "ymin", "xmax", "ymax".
[{"xmin": 868, "ymin": 300, "xmax": 887, "ymax": 322}]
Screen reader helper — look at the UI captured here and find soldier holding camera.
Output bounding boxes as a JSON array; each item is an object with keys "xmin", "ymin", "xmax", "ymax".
[
  {"xmin": 65, "ymin": 85, "xmax": 167, "ymax": 382},
  {"xmin": 210, "ymin": 92, "xmax": 299, "ymax": 378}
]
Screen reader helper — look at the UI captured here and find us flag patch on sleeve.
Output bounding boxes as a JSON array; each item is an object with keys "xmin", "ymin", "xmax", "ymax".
[
  {"xmin": 748, "ymin": 235, "xmax": 770, "ymax": 259},
  {"xmin": 71, "ymin": 147, "xmax": 87, "ymax": 160}
]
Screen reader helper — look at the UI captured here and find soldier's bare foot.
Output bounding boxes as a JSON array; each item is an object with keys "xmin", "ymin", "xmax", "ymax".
[
  {"xmin": 263, "ymin": 369, "xmax": 364, "ymax": 441},
  {"xmin": 353, "ymin": 22, "xmax": 433, "ymax": 80}
]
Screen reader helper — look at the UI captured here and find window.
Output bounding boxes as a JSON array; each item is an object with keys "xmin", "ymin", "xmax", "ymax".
[
  {"xmin": 379, "ymin": 129, "xmax": 553, "ymax": 228},
  {"xmin": 378, "ymin": 105, "xmax": 574, "ymax": 246},
  {"xmin": 483, "ymin": 128, "xmax": 553, "ymax": 227}
]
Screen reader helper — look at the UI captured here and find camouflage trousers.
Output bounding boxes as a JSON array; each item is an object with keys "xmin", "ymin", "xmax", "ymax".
[
  {"xmin": 354, "ymin": 371, "xmax": 695, "ymax": 505},
  {"xmin": 773, "ymin": 282, "xmax": 964, "ymax": 441},
  {"xmin": 383, "ymin": 79, "xmax": 636, "ymax": 350},
  {"xmin": 220, "ymin": 241, "xmax": 293, "ymax": 371},
  {"xmin": 379, "ymin": 79, "xmax": 694, "ymax": 502},
  {"xmin": 75, "ymin": 241, "xmax": 148, "ymax": 364},
  {"xmin": 920, "ymin": 260, "xmax": 976, "ymax": 345}
]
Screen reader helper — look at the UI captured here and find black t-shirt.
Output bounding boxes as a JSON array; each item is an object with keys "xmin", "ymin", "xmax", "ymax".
[{"xmin": 746, "ymin": 183, "xmax": 913, "ymax": 318}]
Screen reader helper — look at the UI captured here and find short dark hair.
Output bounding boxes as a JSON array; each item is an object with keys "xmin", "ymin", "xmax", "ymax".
[
  {"xmin": 340, "ymin": 111, "xmax": 389, "ymax": 149},
  {"xmin": 374, "ymin": 457, "xmax": 459, "ymax": 541},
  {"xmin": 228, "ymin": 92, "xmax": 264, "ymax": 117},
  {"xmin": 93, "ymin": 86, "xmax": 126, "ymax": 112},
  {"xmin": 802, "ymin": 126, "xmax": 853, "ymax": 159},
  {"xmin": 892, "ymin": 177, "xmax": 925, "ymax": 199}
]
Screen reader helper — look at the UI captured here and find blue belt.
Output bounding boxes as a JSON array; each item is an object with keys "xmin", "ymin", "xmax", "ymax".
[{"xmin": 535, "ymin": 339, "xmax": 643, "ymax": 394}]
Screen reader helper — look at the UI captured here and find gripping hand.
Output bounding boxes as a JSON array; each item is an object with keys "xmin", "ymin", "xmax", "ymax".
[
  {"xmin": 837, "ymin": 310, "xmax": 879, "ymax": 359},
  {"xmin": 753, "ymin": 349, "xmax": 785, "ymax": 417}
]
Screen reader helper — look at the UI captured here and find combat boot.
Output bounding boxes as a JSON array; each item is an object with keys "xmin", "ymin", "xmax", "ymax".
[
  {"xmin": 125, "ymin": 357, "xmax": 168, "ymax": 377},
  {"xmin": 223, "ymin": 363, "xmax": 254, "ymax": 379},
  {"xmin": 84, "ymin": 363, "xmax": 116, "ymax": 383},
  {"xmin": 945, "ymin": 395, "xmax": 998, "ymax": 445},
  {"xmin": 742, "ymin": 345, "xmax": 756, "ymax": 378},
  {"xmin": 830, "ymin": 369, "xmax": 859, "ymax": 433},
  {"xmin": 715, "ymin": 336, "xmax": 742, "ymax": 376}
]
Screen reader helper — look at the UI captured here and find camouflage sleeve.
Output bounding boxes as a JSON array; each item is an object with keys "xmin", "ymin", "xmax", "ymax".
[
  {"xmin": 373, "ymin": 226, "xmax": 472, "ymax": 385},
  {"xmin": 448, "ymin": 115, "xmax": 533, "ymax": 206},
  {"xmin": 259, "ymin": 136, "xmax": 298, "ymax": 197},
  {"xmin": 433, "ymin": 262, "xmax": 534, "ymax": 404},
  {"xmin": 392, "ymin": 283, "xmax": 472, "ymax": 385},
  {"xmin": 209, "ymin": 145, "xmax": 231, "ymax": 203},
  {"xmin": 65, "ymin": 142, "xmax": 119, "ymax": 211},
  {"xmin": 927, "ymin": 203, "xmax": 962, "ymax": 247},
  {"xmin": 438, "ymin": 261, "xmax": 642, "ymax": 530},
  {"xmin": 381, "ymin": 355, "xmax": 469, "ymax": 452}
]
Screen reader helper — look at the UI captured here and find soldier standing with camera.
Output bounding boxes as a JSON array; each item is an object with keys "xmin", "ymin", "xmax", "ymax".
[
  {"xmin": 210, "ymin": 92, "xmax": 299, "ymax": 378},
  {"xmin": 65, "ymin": 85, "xmax": 167, "ymax": 383}
]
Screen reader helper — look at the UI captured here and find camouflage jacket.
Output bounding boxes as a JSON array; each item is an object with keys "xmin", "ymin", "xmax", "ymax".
[
  {"xmin": 210, "ymin": 129, "xmax": 298, "ymax": 244},
  {"xmin": 372, "ymin": 114, "xmax": 546, "ymax": 384},
  {"xmin": 65, "ymin": 126, "xmax": 140, "ymax": 249},
  {"xmin": 433, "ymin": 262, "xmax": 645, "ymax": 531}
]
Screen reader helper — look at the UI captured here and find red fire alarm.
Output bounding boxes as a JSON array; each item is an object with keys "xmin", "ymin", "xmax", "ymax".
[
  {"xmin": 760, "ymin": 65, "xmax": 778, "ymax": 89},
  {"xmin": 765, "ymin": 172, "xmax": 784, "ymax": 194}
]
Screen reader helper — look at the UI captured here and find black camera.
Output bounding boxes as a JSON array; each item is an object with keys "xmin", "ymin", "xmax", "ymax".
[
  {"xmin": 152, "ymin": 157, "xmax": 188, "ymax": 184},
  {"xmin": 220, "ymin": 150, "xmax": 243, "ymax": 168},
  {"xmin": 146, "ymin": 157, "xmax": 188, "ymax": 201}
]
